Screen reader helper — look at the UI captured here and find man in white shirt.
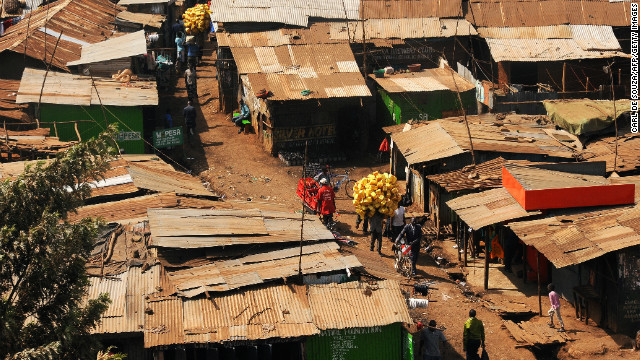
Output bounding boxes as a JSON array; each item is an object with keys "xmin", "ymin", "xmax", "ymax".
[{"xmin": 390, "ymin": 205, "xmax": 405, "ymax": 240}]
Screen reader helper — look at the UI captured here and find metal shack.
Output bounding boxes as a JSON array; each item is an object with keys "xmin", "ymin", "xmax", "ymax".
[
  {"xmin": 467, "ymin": 0, "xmax": 632, "ymax": 114},
  {"xmin": 370, "ymin": 67, "xmax": 476, "ymax": 125},
  {"xmin": 67, "ymin": 31, "xmax": 149, "ymax": 77},
  {"xmin": 0, "ymin": 0, "xmax": 121, "ymax": 78},
  {"xmin": 220, "ymin": 31, "xmax": 371, "ymax": 156},
  {"xmin": 15, "ymin": 68, "xmax": 158, "ymax": 154},
  {"xmin": 507, "ymin": 174, "xmax": 640, "ymax": 336}
]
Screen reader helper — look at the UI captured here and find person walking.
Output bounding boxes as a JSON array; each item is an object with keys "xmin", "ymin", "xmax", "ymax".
[
  {"xmin": 184, "ymin": 66, "xmax": 197, "ymax": 100},
  {"xmin": 396, "ymin": 217, "xmax": 422, "ymax": 275},
  {"xmin": 547, "ymin": 283, "xmax": 565, "ymax": 332},
  {"xmin": 316, "ymin": 178, "xmax": 336, "ymax": 225},
  {"xmin": 175, "ymin": 31, "xmax": 186, "ymax": 70},
  {"xmin": 463, "ymin": 309, "xmax": 485, "ymax": 360},
  {"xmin": 369, "ymin": 211, "xmax": 384, "ymax": 255},
  {"xmin": 420, "ymin": 320, "xmax": 447, "ymax": 360},
  {"xmin": 390, "ymin": 205, "xmax": 405, "ymax": 240},
  {"xmin": 183, "ymin": 100, "xmax": 196, "ymax": 141}
]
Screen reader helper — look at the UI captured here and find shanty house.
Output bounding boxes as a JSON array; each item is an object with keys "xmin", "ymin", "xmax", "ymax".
[
  {"xmin": 67, "ymin": 31, "xmax": 149, "ymax": 77},
  {"xmin": 0, "ymin": 0, "xmax": 122, "ymax": 77},
  {"xmin": 370, "ymin": 66, "xmax": 476, "ymax": 125},
  {"xmin": 218, "ymin": 28, "xmax": 372, "ymax": 157},
  {"xmin": 16, "ymin": 68, "xmax": 158, "ymax": 154},
  {"xmin": 82, "ymin": 205, "xmax": 412, "ymax": 359},
  {"xmin": 466, "ymin": 0, "xmax": 632, "ymax": 113},
  {"xmin": 387, "ymin": 115, "xmax": 580, "ymax": 209},
  {"xmin": 117, "ymin": 0, "xmax": 178, "ymax": 47}
]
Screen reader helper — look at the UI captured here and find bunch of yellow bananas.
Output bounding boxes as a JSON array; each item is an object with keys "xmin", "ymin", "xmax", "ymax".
[
  {"xmin": 182, "ymin": 4, "xmax": 211, "ymax": 35},
  {"xmin": 352, "ymin": 171, "xmax": 401, "ymax": 218}
]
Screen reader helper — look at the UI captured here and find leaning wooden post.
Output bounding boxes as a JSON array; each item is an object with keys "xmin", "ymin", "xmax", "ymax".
[
  {"xmin": 522, "ymin": 243, "xmax": 527, "ymax": 284},
  {"xmin": 537, "ymin": 251, "xmax": 542, "ymax": 316},
  {"xmin": 463, "ymin": 224, "xmax": 468, "ymax": 267},
  {"xmin": 456, "ymin": 219, "xmax": 461, "ymax": 261},
  {"xmin": 484, "ymin": 235, "xmax": 490, "ymax": 290}
]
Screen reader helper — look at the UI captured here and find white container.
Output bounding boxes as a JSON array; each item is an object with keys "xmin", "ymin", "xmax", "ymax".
[
  {"xmin": 384, "ymin": 66, "xmax": 394, "ymax": 74},
  {"xmin": 408, "ymin": 298, "xmax": 429, "ymax": 309}
]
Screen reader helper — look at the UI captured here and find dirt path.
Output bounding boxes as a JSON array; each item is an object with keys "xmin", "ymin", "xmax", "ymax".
[{"xmin": 176, "ymin": 43, "xmax": 636, "ymax": 360}]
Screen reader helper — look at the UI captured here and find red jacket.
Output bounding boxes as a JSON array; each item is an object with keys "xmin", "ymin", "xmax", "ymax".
[{"xmin": 316, "ymin": 185, "xmax": 336, "ymax": 215}]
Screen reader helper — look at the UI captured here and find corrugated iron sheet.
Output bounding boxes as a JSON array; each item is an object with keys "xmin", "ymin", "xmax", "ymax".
[
  {"xmin": 504, "ymin": 163, "xmax": 609, "ymax": 191},
  {"xmin": 308, "ymin": 280, "xmax": 412, "ymax": 330},
  {"xmin": 0, "ymin": 0, "xmax": 122, "ymax": 71},
  {"xmin": 361, "ymin": 0, "xmax": 463, "ymax": 19},
  {"xmin": 167, "ymin": 242, "xmax": 361, "ymax": 296},
  {"xmin": 391, "ymin": 122, "xmax": 465, "ymax": 165},
  {"xmin": 329, "ymin": 18, "xmax": 477, "ymax": 41},
  {"xmin": 427, "ymin": 157, "xmax": 506, "ymax": 192},
  {"xmin": 211, "ymin": 0, "xmax": 359, "ymax": 26},
  {"xmin": 371, "ymin": 68, "xmax": 476, "ymax": 93},
  {"xmin": 67, "ymin": 30, "xmax": 147, "ymax": 66},
  {"xmin": 117, "ymin": 0, "xmax": 170, "ymax": 4},
  {"xmin": 446, "ymin": 187, "xmax": 542, "ymax": 229},
  {"xmin": 508, "ymin": 203, "xmax": 640, "ymax": 268},
  {"xmin": 580, "ymin": 134, "xmax": 640, "ymax": 173},
  {"xmin": 485, "ymin": 38, "xmax": 624, "ymax": 62},
  {"xmin": 244, "ymin": 73, "xmax": 371, "ymax": 100},
  {"xmin": 148, "ymin": 208, "xmax": 335, "ymax": 248},
  {"xmin": 16, "ymin": 68, "xmax": 158, "ymax": 106},
  {"xmin": 466, "ymin": 0, "xmax": 632, "ymax": 27},
  {"xmin": 127, "ymin": 163, "xmax": 214, "ymax": 197},
  {"xmin": 115, "ymin": 11, "xmax": 166, "ymax": 28}
]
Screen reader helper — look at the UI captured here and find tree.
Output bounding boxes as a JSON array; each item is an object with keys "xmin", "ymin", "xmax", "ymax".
[{"xmin": 0, "ymin": 130, "xmax": 117, "ymax": 359}]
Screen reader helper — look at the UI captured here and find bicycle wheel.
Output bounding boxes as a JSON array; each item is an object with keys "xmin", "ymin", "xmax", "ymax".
[
  {"xmin": 400, "ymin": 257, "xmax": 412, "ymax": 278},
  {"xmin": 345, "ymin": 179, "xmax": 357, "ymax": 198}
]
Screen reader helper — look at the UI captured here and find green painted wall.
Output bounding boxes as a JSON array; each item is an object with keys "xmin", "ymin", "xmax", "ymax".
[
  {"xmin": 306, "ymin": 323, "xmax": 402, "ymax": 360},
  {"xmin": 377, "ymin": 88, "xmax": 476, "ymax": 125},
  {"xmin": 40, "ymin": 104, "xmax": 145, "ymax": 154}
]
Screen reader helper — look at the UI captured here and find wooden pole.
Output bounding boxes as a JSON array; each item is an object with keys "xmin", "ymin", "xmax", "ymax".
[
  {"xmin": 537, "ymin": 251, "xmax": 542, "ymax": 316},
  {"xmin": 457, "ymin": 219, "xmax": 461, "ymax": 262},
  {"xmin": 585, "ymin": 77, "xmax": 590, "ymax": 91},
  {"xmin": 522, "ymin": 243, "xmax": 527, "ymax": 284},
  {"xmin": 463, "ymin": 224, "xmax": 468, "ymax": 267},
  {"xmin": 298, "ymin": 140, "xmax": 308, "ymax": 279},
  {"xmin": 484, "ymin": 235, "xmax": 490, "ymax": 290},
  {"xmin": 562, "ymin": 62, "xmax": 566, "ymax": 93}
]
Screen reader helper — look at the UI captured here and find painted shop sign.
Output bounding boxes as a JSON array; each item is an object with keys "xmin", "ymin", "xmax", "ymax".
[
  {"xmin": 371, "ymin": 45, "xmax": 438, "ymax": 62},
  {"xmin": 273, "ymin": 124, "xmax": 337, "ymax": 142}
]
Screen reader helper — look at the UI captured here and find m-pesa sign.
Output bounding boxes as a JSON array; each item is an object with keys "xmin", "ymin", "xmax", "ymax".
[{"xmin": 153, "ymin": 127, "xmax": 183, "ymax": 148}]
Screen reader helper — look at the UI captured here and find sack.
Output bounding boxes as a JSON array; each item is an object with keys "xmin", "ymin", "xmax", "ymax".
[{"xmin": 481, "ymin": 348, "xmax": 490, "ymax": 360}]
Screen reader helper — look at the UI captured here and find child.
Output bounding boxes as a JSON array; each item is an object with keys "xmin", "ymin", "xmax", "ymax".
[{"xmin": 547, "ymin": 283, "xmax": 565, "ymax": 332}]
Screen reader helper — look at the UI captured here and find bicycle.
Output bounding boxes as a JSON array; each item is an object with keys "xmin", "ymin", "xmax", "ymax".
[
  {"xmin": 330, "ymin": 170, "xmax": 357, "ymax": 198},
  {"xmin": 394, "ymin": 237, "xmax": 413, "ymax": 278}
]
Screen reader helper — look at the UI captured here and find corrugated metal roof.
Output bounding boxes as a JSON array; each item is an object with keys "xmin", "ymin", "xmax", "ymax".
[
  {"xmin": 0, "ymin": 0, "xmax": 122, "ymax": 71},
  {"xmin": 211, "ymin": 0, "xmax": 360, "ymax": 26},
  {"xmin": 127, "ymin": 163, "xmax": 214, "ymax": 197},
  {"xmin": 508, "ymin": 203, "xmax": 640, "ymax": 268},
  {"xmin": 370, "ymin": 68, "xmax": 476, "ymax": 93},
  {"xmin": 148, "ymin": 208, "xmax": 335, "ymax": 248},
  {"xmin": 308, "ymin": 280, "xmax": 412, "ymax": 330},
  {"xmin": 391, "ymin": 118, "xmax": 578, "ymax": 165},
  {"xmin": 504, "ymin": 163, "xmax": 610, "ymax": 190},
  {"xmin": 361, "ymin": 0, "xmax": 463, "ymax": 19},
  {"xmin": 427, "ymin": 157, "xmax": 506, "ymax": 192},
  {"xmin": 144, "ymin": 280, "xmax": 411, "ymax": 347},
  {"xmin": 167, "ymin": 242, "xmax": 361, "ymax": 296},
  {"xmin": 329, "ymin": 18, "xmax": 477, "ymax": 41},
  {"xmin": 446, "ymin": 187, "xmax": 542, "ymax": 229},
  {"xmin": 115, "ymin": 11, "xmax": 166, "ymax": 28},
  {"xmin": 233, "ymin": 42, "xmax": 371, "ymax": 100},
  {"xmin": 391, "ymin": 122, "xmax": 465, "ymax": 165},
  {"xmin": 86, "ymin": 265, "xmax": 167, "ymax": 334},
  {"xmin": 16, "ymin": 68, "xmax": 158, "ymax": 106},
  {"xmin": 466, "ymin": 0, "xmax": 632, "ymax": 27},
  {"xmin": 117, "ymin": 0, "xmax": 170, "ymax": 5},
  {"xmin": 217, "ymin": 23, "xmax": 346, "ymax": 48},
  {"xmin": 485, "ymin": 38, "xmax": 625, "ymax": 62},
  {"xmin": 67, "ymin": 30, "xmax": 147, "ymax": 66},
  {"xmin": 580, "ymin": 134, "xmax": 640, "ymax": 173}
]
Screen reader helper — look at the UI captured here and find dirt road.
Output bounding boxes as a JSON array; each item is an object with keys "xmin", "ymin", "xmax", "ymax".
[{"xmin": 165, "ymin": 42, "xmax": 636, "ymax": 360}]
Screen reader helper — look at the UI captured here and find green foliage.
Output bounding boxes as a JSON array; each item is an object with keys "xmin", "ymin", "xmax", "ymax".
[
  {"xmin": 0, "ymin": 129, "xmax": 117, "ymax": 360},
  {"xmin": 96, "ymin": 346, "xmax": 127, "ymax": 360}
]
